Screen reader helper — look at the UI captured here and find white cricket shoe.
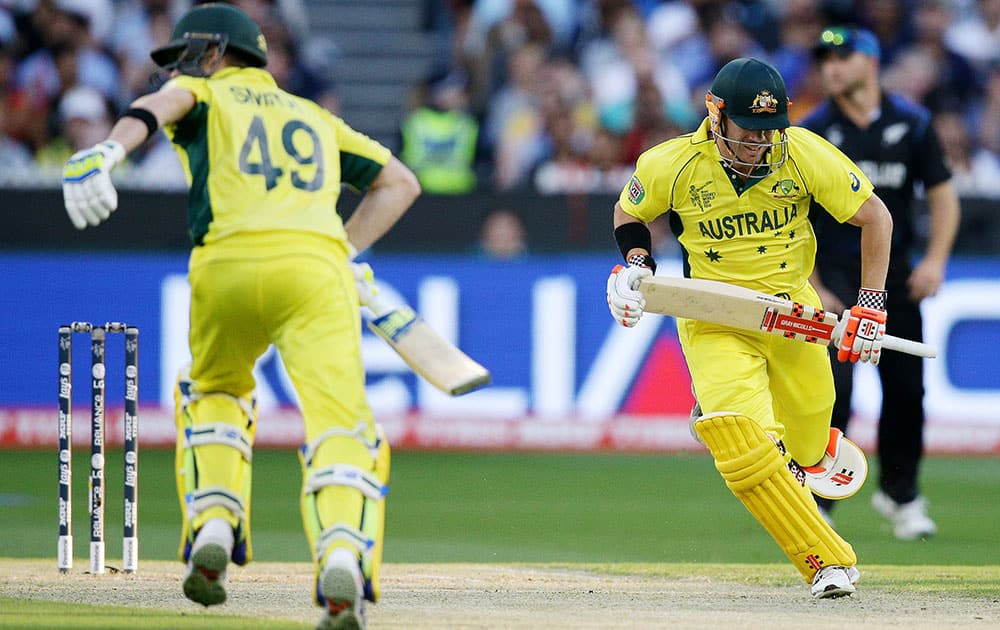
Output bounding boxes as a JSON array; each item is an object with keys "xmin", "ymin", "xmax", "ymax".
[
  {"xmin": 872, "ymin": 491, "xmax": 938, "ymax": 540},
  {"xmin": 183, "ymin": 542, "xmax": 229, "ymax": 606},
  {"xmin": 811, "ymin": 565, "xmax": 860, "ymax": 599},
  {"xmin": 317, "ymin": 564, "xmax": 365, "ymax": 630}
]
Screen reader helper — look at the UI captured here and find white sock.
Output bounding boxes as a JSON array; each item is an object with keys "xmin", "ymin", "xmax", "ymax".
[
  {"xmin": 325, "ymin": 547, "xmax": 363, "ymax": 596},
  {"xmin": 193, "ymin": 518, "xmax": 234, "ymax": 555}
]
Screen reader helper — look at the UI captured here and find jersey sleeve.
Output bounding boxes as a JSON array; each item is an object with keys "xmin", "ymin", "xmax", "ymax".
[
  {"xmin": 617, "ymin": 143, "xmax": 676, "ymax": 223},
  {"xmin": 790, "ymin": 127, "xmax": 874, "ymax": 224},
  {"xmin": 328, "ymin": 113, "xmax": 391, "ymax": 191},
  {"xmin": 162, "ymin": 75, "xmax": 212, "ymax": 127}
]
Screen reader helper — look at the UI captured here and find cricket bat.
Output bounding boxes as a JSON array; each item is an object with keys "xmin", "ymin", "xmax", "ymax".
[
  {"xmin": 365, "ymin": 291, "xmax": 491, "ymax": 396},
  {"xmin": 639, "ymin": 276, "xmax": 937, "ymax": 359}
]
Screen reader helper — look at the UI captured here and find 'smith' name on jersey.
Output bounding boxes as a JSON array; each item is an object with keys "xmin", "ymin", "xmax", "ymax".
[
  {"xmin": 229, "ymin": 86, "xmax": 302, "ymax": 111},
  {"xmin": 699, "ymin": 204, "xmax": 799, "ymax": 240}
]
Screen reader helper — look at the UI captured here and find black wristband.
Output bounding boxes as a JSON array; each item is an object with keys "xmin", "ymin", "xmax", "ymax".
[
  {"xmin": 120, "ymin": 107, "xmax": 159, "ymax": 142},
  {"xmin": 614, "ymin": 222, "xmax": 653, "ymax": 259}
]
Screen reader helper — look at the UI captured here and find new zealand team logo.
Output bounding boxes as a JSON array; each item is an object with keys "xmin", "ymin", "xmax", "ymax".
[
  {"xmin": 770, "ymin": 179, "xmax": 800, "ymax": 199},
  {"xmin": 750, "ymin": 91, "xmax": 779, "ymax": 114},
  {"xmin": 628, "ymin": 175, "xmax": 645, "ymax": 204}
]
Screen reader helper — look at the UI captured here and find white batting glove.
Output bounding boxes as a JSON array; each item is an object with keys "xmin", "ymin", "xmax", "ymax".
[
  {"xmin": 350, "ymin": 261, "xmax": 378, "ymax": 308},
  {"xmin": 62, "ymin": 140, "xmax": 126, "ymax": 230},
  {"xmin": 606, "ymin": 264, "xmax": 652, "ymax": 327}
]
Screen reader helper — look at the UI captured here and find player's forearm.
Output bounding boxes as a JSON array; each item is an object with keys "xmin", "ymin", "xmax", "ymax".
[
  {"xmin": 613, "ymin": 202, "xmax": 651, "ymax": 259},
  {"xmin": 849, "ymin": 195, "xmax": 893, "ymax": 291},
  {"xmin": 345, "ymin": 156, "xmax": 421, "ymax": 253},
  {"xmin": 923, "ymin": 181, "xmax": 960, "ymax": 266}
]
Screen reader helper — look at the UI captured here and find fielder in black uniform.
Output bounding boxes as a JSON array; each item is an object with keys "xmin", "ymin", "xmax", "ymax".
[{"xmin": 802, "ymin": 26, "xmax": 961, "ymax": 539}]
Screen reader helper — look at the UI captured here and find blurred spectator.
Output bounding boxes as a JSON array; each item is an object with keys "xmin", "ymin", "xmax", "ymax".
[
  {"xmin": 400, "ymin": 71, "xmax": 479, "ymax": 194},
  {"xmin": 34, "ymin": 85, "xmax": 113, "ymax": 171},
  {"xmin": 196, "ymin": 0, "xmax": 309, "ymax": 39},
  {"xmin": 487, "ymin": 42, "xmax": 549, "ymax": 189},
  {"xmin": 620, "ymin": 76, "xmax": 683, "ymax": 164},
  {"xmin": 260, "ymin": 18, "xmax": 339, "ymax": 112},
  {"xmin": 14, "ymin": 0, "xmax": 121, "ymax": 109},
  {"xmin": 856, "ymin": 0, "xmax": 914, "ymax": 66},
  {"xmin": 469, "ymin": 0, "xmax": 574, "ymax": 53},
  {"xmin": 945, "ymin": 0, "xmax": 1000, "ymax": 72},
  {"xmin": 769, "ymin": 0, "xmax": 826, "ymax": 96},
  {"xmin": 788, "ymin": 63, "xmax": 827, "ymax": 124},
  {"xmin": 882, "ymin": 46, "xmax": 939, "ymax": 105},
  {"xmin": 464, "ymin": 0, "xmax": 555, "ymax": 114},
  {"xmin": 905, "ymin": 0, "xmax": 981, "ymax": 113},
  {"xmin": 110, "ymin": 0, "xmax": 180, "ymax": 100},
  {"xmin": 933, "ymin": 109, "xmax": 1000, "ymax": 198},
  {"xmin": 0, "ymin": 89, "xmax": 32, "ymax": 172},
  {"xmin": 681, "ymin": 4, "xmax": 767, "ymax": 96},
  {"xmin": 577, "ymin": 5, "xmax": 696, "ymax": 135},
  {"xmin": 967, "ymin": 57, "xmax": 1000, "ymax": 153},
  {"xmin": 477, "ymin": 208, "xmax": 528, "ymax": 259}
]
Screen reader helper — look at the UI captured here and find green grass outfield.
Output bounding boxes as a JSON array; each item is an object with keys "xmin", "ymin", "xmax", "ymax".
[{"xmin": 1, "ymin": 449, "xmax": 997, "ymax": 566}]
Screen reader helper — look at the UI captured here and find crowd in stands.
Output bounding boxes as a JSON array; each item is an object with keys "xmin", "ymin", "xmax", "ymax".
[
  {"xmin": 0, "ymin": 0, "xmax": 331, "ymax": 188},
  {"xmin": 412, "ymin": 0, "xmax": 1000, "ymax": 198},
  {"xmin": 3, "ymin": 0, "xmax": 1000, "ymax": 201}
]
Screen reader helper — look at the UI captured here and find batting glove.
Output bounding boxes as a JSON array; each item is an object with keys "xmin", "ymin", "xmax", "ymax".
[
  {"xmin": 836, "ymin": 288, "xmax": 887, "ymax": 365},
  {"xmin": 606, "ymin": 263, "xmax": 652, "ymax": 327},
  {"xmin": 350, "ymin": 261, "xmax": 378, "ymax": 308},
  {"xmin": 62, "ymin": 140, "xmax": 126, "ymax": 230}
]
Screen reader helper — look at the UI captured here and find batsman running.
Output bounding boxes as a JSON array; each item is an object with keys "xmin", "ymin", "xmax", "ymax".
[
  {"xmin": 607, "ymin": 57, "xmax": 893, "ymax": 598},
  {"xmin": 60, "ymin": 4, "xmax": 420, "ymax": 629}
]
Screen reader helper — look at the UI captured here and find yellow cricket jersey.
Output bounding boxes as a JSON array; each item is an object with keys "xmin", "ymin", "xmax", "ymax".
[
  {"xmin": 619, "ymin": 118, "xmax": 873, "ymax": 296},
  {"xmin": 163, "ymin": 67, "xmax": 391, "ymax": 246}
]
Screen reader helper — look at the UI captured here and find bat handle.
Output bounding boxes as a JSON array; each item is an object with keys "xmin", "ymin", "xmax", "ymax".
[
  {"xmin": 832, "ymin": 311, "xmax": 936, "ymax": 358},
  {"xmin": 363, "ymin": 292, "xmax": 391, "ymax": 318},
  {"xmin": 882, "ymin": 334, "xmax": 938, "ymax": 359}
]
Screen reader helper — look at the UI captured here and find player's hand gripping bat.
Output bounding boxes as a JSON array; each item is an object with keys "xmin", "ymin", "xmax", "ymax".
[{"xmin": 639, "ymin": 276, "xmax": 936, "ymax": 358}]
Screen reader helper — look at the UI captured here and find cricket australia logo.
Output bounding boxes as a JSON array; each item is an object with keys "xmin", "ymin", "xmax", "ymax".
[
  {"xmin": 769, "ymin": 179, "xmax": 800, "ymax": 199},
  {"xmin": 627, "ymin": 175, "xmax": 645, "ymax": 204},
  {"xmin": 689, "ymin": 181, "xmax": 716, "ymax": 210},
  {"xmin": 750, "ymin": 91, "xmax": 778, "ymax": 114}
]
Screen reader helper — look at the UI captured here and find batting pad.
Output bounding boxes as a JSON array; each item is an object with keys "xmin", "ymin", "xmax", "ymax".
[
  {"xmin": 694, "ymin": 412, "xmax": 856, "ymax": 581},
  {"xmin": 175, "ymin": 393, "xmax": 257, "ymax": 566},
  {"xmin": 300, "ymin": 423, "xmax": 389, "ymax": 604}
]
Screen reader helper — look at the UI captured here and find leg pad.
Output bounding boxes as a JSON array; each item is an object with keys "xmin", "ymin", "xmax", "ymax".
[{"xmin": 694, "ymin": 412, "xmax": 857, "ymax": 581}]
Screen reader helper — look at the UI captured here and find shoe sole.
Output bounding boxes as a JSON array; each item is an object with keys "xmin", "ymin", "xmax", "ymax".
[
  {"xmin": 317, "ymin": 567, "xmax": 362, "ymax": 630},
  {"xmin": 813, "ymin": 584, "xmax": 856, "ymax": 599},
  {"xmin": 183, "ymin": 543, "xmax": 228, "ymax": 607}
]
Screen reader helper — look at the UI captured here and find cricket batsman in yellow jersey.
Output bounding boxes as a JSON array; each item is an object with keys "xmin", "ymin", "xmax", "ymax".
[
  {"xmin": 607, "ymin": 58, "xmax": 894, "ymax": 598},
  {"xmin": 60, "ymin": 5, "xmax": 421, "ymax": 628}
]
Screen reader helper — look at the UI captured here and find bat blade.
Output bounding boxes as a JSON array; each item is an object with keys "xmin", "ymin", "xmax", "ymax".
[
  {"xmin": 639, "ymin": 276, "xmax": 936, "ymax": 359},
  {"xmin": 367, "ymin": 305, "xmax": 491, "ymax": 396}
]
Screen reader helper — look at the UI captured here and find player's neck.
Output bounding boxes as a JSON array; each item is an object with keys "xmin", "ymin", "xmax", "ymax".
[{"xmin": 834, "ymin": 81, "xmax": 881, "ymax": 129}]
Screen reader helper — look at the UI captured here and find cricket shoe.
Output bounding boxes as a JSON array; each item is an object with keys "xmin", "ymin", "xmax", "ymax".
[
  {"xmin": 810, "ymin": 565, "xmax": 860, "ymax": 599},
  {"xmin": 316, "ymin": 565, "xmax": 365, "ymax": 630},
  {"xmin": 872, "ymin": 491, "xmax": 937, "ymax": 540},
  {"xmin": 183, "ymin": 543, "xmax": 229, "ymax": 606}
]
